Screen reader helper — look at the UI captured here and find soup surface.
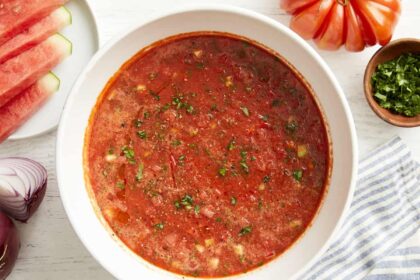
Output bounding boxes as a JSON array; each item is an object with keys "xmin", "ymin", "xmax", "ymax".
[{"xmin": 85, "ymin": 33, "xmax": 330, "ymax": 278}]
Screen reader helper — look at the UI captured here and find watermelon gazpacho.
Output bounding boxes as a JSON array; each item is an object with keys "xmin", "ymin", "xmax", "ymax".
[
  {"xmin": 0, "ymin": 7, "xmax": 72, "ymax": 64},
  {"xmin": 0, "ymin": 73, "xmax": 60, "ymax": 143},
  {"xmin": 0, "ymin": 0, "xmax": 69, "ymax": 45},
  {"xmin": 85, "ymin": 33, "xmax": 331, "ymax": 278},
  {"xmin": 0, "ymin": 33, "xmax": 71, "ymax": 108}
]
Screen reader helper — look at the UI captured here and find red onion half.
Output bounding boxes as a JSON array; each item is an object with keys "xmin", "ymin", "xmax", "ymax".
[
  {"xmin": 0, "ymin": 212, "xmax": 19, "ymax": 280},
  {"xmin": 0, "ymin": 158, "xmax": 47, "ymax": 222}
]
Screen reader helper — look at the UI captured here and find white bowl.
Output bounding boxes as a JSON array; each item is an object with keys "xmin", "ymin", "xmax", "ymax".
[{"xmin": 56, "ymin": 4, "xmax": 358, "ymax": 280}]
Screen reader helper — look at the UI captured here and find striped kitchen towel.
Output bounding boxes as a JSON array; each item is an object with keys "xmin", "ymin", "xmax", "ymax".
[{"xmin": 302, "ymin": 137, "xmax": 420, "ymax": 280}]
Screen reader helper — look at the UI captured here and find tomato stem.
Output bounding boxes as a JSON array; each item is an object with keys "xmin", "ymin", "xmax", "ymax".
[{"xmin": 337, "ymin": 0, "xmax": 350, "ymax": 6}]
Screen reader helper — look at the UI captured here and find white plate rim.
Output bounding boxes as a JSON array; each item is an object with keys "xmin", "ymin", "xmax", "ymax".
[{"xmin": 7, "ymin": 0, "xmax": 100, "ymax": 141}]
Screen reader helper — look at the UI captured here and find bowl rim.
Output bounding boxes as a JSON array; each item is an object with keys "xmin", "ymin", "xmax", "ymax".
[
  {"xmin": 56, "ymin": 3, "xmax": 358, "ymax": 279},
  {"xmin": 363, "ymin": 38, "xmax": 420, "ymax": 128}
]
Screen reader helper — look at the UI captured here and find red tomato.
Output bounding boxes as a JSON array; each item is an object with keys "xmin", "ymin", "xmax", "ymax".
[{"xmin": 281, "ymin": 0, "xmax": 401, "ymax": 51}]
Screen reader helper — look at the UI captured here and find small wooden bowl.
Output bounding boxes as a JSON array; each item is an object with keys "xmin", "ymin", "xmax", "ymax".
[{"xmin": 364, "ymin": 38, "xmax": 420, "ymax": 127}]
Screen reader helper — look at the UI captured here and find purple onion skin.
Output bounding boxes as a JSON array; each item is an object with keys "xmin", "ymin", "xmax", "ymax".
[
  {"xmin": 21, "ymin": 180, "xmax": 47, "ymax": 223},
  {"xmin": 0, "ymin": 157, "xmax": 48, "ymax": 222},
  {"xmin": 0, "ymin": 212, "xmax": 20, "ymax": 280}
]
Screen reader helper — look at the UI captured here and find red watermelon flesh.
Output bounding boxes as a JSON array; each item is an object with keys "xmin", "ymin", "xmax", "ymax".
[
  {"xmin": 0, "ymin": 33, "xmax": 71, "ymax": 108},
  {"xmin": 0, "ymin": 0, "xmax": 69, "ymax": 45},
  {"xmin": 0, "ymin": 73, "xmax": 59, "ymax": 143},
  {"xmin": 0, "ymin": 7, "xmax": 71, "ymax": 64}
]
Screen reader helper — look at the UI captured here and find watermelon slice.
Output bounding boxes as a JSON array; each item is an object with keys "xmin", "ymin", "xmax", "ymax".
[
  {"xmin": 0, "ymin": 0, "xmax": 69, "ymax": 45},
  {"xmin": 0, "ymin": 7, "xmax": 72, "ymax": 64},
  {"xmin": 0, "ymin": 73, "xmax": 59, "ymax": 143},
  {"xmin": 0, "ymin": 33, "xmax": 71, "ymax": 108}
]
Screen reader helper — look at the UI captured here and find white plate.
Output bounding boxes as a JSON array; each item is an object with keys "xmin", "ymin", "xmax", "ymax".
[
  {"xmin": 57, "ymin": 4, "xmax": 358, "ymax": 280},
  {"xmin": 8, "ymin": 0, "xmax": 99, "ymax": 140}
]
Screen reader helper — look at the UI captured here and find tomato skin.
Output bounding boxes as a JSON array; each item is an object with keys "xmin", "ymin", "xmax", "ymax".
[
  {"xmin": 314, "ymin": 3, "xmax": 345, "ymax": 50},
  {"xmin": 344, "ymin": 5, "xmax": 365, "ymax": 52},
  {"xmin": 353, "ymin": 0, "xmax": 401, "ymax": 45},
  {"xmin": 281, "ymin": 0, "xmax": 401, "ymax": 51},
  {"xmin": 289, "ymin": 0, "xmax": 334, "ymax": 40}
]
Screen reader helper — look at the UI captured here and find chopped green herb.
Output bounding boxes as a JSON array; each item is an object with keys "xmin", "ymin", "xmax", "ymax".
[
  {"xmin": 371, "ymin": 53, "xmax": 420, "ymax": 117},
  {"xmin": 172, "ymin": 97, "xmax": 181, "ymax": 107},
  {"xmin": 210, "ymin": 104, "xmax": 218, "ymax": 111},
  {"xmin": 260, "ymin": 115, "xmax": 269, "ymax": 121},
  {"xmin": 121, "ymin": 146, "xmax": 136, "ymax": 164},
  {"xmin": 227, "ymin": 139, "xmax": 236, "ymax": 151},
  {"xmin": 240, "ymin": 150, "xmax": 249, "ymax": 174},
  {"xmin": 231, "ymin": 197, "xmax": 237, "ymax": 206},
  {"xmin": 194, "ymin": 205, "xmax": 200, "ymax": 214},
  {"xmin": 286, "ymin": 121, "xmax": 298, "ymax": 133},
  {"xmin": 171, "ymin": 139, "xmax": 182, "ymax": 146},
  {"xmin": 293, "ymin": 170, "xmax": 303, "ymax": 182},
  {"xmin": 240, "ymin": 162, "xmax": 249, "ymax": 174},
  {"xmin": 135, "ymin": 163, "xmax": 144, "ymax": 182},
  {"xmin": 137, "ymin": 130, "xmax": 147, "ymax": 139},
  {"xmin": 218, "ymin": 167, "xmax": 227, "ymax": 177},
  {"xmin": 161, "ymin": 103, "xmax": 171, "ymax": 111},
  {"xmin": 240, "ymin": 150, "xmax": 247, "ymax": 159},
  {"xmin": 186, "ymin": 105, "xmax": 195, "ymax": 114},
  {"xmin": 181, "ymin": 194, "xmax": 194, "ymax": 208},
  {"xmin": 263, "ymin": 175, "xmax": 271, "ymax": 183},
  {"xmin": 215, "ymin": 217, "xmax": 222, "ymax": 223},
  {"xmin": 116, "ymin": 181, "xmax": 125, "ymax": 190},
  {"xmin": 133, "ymin": 119, "xmax": 143, "ymax": 128},
  {"xmin": 174, "ymin": 201, "xmax": 181, "ymax": 210},
  {"xmin": 172, "ymin": 96, "xmax": 186, "ymax": 110},
  {"xmin": 178, "ymin": 155, "xmax": 186, "ymax": 165},
  {"xmin": 108, "ymin": 148, "xmax": 114, "ymax": 155},
  {"xmin": 154, "ymin": 222, "xmax": 164, "ymax": 230},
  {"xmin": 144, "ymin": 111, "xmax": 150, "ymax": 119},
  {"xmin": 239, "ymin": 226, "xmax": 252, "ymax": 236},
  {"xmin": 240, "ymin": 106, "xmax": 250, "ymax": 117},
  {"xmin": 149, "ymin": 90, "xmax": 160, "ymax": 101},
  {"xmin": 250, "ymin": 156, "xmax": 256, "ymax": 161}
]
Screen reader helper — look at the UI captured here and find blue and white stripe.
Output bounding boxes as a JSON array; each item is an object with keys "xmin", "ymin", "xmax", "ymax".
[{"xmin": 301, "ymin": 137, "xmax": 420, "ymax": 280}]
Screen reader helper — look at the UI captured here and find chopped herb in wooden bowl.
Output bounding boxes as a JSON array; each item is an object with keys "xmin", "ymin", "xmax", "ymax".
[{"xmin": 371, "ymin": 53, "xmax": 420, "ymax": 117}]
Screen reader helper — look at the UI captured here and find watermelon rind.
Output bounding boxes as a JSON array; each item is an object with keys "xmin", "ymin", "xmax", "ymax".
[
  {"xmin": 54, "ymin": 6, "xmax": 72, "ymax": 26},
  {"xmin": 39, "ymin": 72, "xmax": 60, "ymax": 94},
  {"xmin": 50, "ymin": 33, "xmax": 73, "ymax": 57},
  {"xmin": 61, "ymin": 6, "xmax": 73, "ymax": 25}
]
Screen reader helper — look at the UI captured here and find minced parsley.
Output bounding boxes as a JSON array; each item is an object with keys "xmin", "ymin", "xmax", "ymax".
[
  {"xmin": 239, "ymin": 226, "xmax": 252, "ymax": 236},
  {"xmin": 219, "ymin": 167, "xmax": 227, "ymax": 177},
  {"xmin": 135, "ymin": 163, "xmax": 144, "ymax": 182},
  {"xmin": 121, "ymin": 146, "xmax": 136, "ymax": 164},
  {"xmin": 372, "ymin": 53, "xmax": 420, "ymax": 117}
]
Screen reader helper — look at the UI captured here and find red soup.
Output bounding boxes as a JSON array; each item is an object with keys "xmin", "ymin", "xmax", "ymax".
[{"xmin": 85, "ymin": 33, "xmax": 331, "ymax": 278}]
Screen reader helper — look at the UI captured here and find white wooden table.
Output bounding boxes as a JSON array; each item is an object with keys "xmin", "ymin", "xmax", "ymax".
[{"xmin": 2, "ymin": 0, "xmax": 419, "ymax": 279}]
